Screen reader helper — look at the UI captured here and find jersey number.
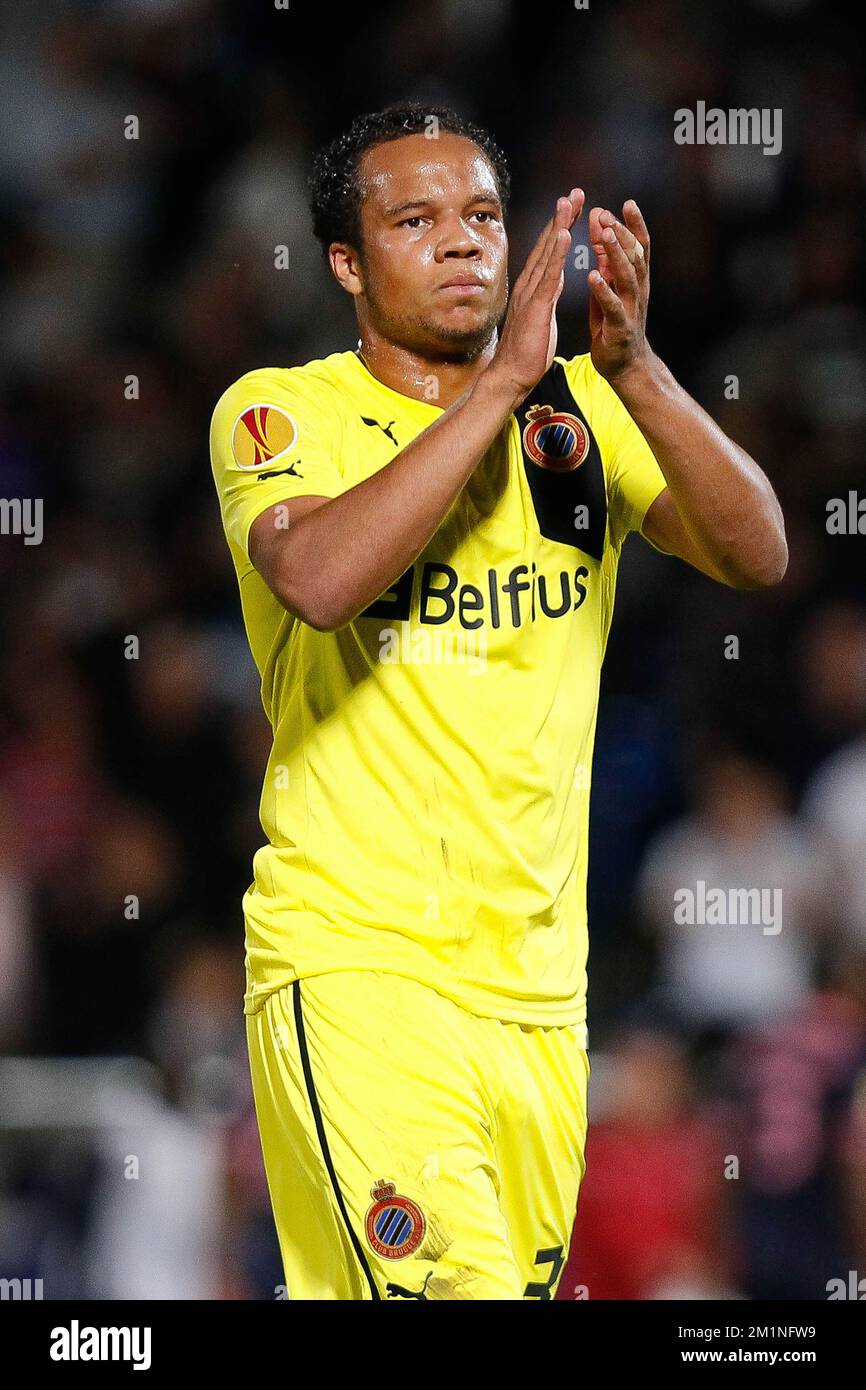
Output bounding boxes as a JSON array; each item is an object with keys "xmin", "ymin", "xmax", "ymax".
[{"xmin": 524, "ymin": 1245, "xmax": 565, "ymax": 1300}]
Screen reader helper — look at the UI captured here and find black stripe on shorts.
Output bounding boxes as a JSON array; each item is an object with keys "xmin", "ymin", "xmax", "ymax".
[{"xmin": 292, "ymin": 979, "xmax": 381, "ymax": 1301}]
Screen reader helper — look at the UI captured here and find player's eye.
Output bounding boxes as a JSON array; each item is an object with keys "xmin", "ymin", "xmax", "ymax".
[
  {"xmin": 471, "ymin": 210, "xmax": 499, "ymax": 223},
  {"xmin": 399, "ymin": 216, "xmax": 426, "ymax": 228}
]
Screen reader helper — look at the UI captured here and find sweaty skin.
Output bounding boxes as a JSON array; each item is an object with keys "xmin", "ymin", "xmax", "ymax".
[{"xmin": 249, "ymin": 131, "xmax": 786, "ymax": 631}]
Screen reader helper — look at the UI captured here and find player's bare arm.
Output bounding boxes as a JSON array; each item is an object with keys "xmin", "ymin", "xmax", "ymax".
[
  {"xmin": 587, "ymin": 199, "xmax": 788, "ymax": 589},
  {"xmin": 249, "ymin": 189, "xmax": 584, "ymax": 632}
]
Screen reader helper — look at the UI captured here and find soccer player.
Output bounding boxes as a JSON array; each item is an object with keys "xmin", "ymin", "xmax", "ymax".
[{"xmin": 210, "ymin": 102, "xmax": 787, "ymax": 1300}]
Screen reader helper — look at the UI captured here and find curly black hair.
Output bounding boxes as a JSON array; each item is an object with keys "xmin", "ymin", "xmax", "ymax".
[{"xmin": 308, "ymin": 101, "xmax": 511, "ymax": 258}]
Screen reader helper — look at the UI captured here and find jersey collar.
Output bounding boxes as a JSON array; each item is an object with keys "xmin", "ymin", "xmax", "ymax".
[{"xmin": 346, "ymin": 348, "xmax": 446, "ymax": 418}]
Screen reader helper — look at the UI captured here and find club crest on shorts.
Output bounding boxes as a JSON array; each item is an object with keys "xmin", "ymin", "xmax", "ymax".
[
  {"xmin": 522, "ymin": 403, "xmax": 590, "ymax": 472},
  {"xmin": 364, "ymin": 1180, "xmax": 426, "ymax": 1259},
  {"xmin": 231, "ymin": 404, "xmax": 298, "ymax": 469}
]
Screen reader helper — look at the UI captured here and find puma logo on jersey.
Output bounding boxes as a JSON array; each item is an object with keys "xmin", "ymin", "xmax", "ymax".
[
  {"xmin": 256, "ymin": 460, "xmax": 304, "ymax": 480},
  {"xmin": 361, "ymin": 416, "xmax": 399, "ymax": 446},
  {"xmin": 386, "ymin": 1271, "xmax": 433, "ymax": 1300}
]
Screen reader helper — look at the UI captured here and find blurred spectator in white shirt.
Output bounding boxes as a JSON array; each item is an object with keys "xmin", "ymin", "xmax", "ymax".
[
  {"xmin": 802, "ymin": 735, "xmax": 866, "ymax": 948},
  {"xmin": 637, "ymin": 747, "xmax": 831, "ymax": 1032}
]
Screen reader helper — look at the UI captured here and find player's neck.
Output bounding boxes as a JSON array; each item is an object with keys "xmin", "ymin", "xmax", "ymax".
[{"xmin": 355, "ymin": 332, "xmax": 498, "ymax": 409}]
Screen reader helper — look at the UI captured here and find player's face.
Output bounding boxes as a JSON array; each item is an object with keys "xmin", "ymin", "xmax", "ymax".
[{"xmin": 352, "ymin": 132, "xmax": 509, "ymax": 359}]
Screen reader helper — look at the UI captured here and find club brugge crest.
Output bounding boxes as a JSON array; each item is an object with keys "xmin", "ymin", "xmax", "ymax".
[
  {"xmin": 522, "ymin": 403, "xmax": 590, "ymax": 472},
  {"xmin": 365, "ymin": 1180, "xmax": 426, "ymax": 1260}
]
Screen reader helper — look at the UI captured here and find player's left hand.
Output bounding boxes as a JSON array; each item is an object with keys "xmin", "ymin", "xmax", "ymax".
[{"xmin": 587, "ymin": 201, "xmax": 651, "ymax": 384}]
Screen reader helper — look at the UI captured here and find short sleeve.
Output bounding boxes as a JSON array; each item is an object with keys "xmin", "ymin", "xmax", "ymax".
[
  {"xmin": 210, "ymin": 368, "xmax": 347, "ymax": 561},
  {"xmin": 600, "ymin": 381, "xmax": 668, "ymax": 548}
]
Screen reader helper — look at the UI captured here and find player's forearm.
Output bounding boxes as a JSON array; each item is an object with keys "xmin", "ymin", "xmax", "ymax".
[
  {"xmin": 613, "ymin": 350, "xmax": 788, "ymax": 588},
  {"xmin": 277, "ymin": 369, "xmax": 520, "ymax": 631}
]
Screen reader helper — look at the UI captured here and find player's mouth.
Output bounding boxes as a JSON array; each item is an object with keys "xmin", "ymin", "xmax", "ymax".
[{"xmin": 437, "ymin": 274, "xmax": 488, "ymax": 297}]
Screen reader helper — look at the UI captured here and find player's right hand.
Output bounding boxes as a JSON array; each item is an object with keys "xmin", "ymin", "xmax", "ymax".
[{"xmin": 485, "ymin": 189, "xmax": 583, "ymax": 408}]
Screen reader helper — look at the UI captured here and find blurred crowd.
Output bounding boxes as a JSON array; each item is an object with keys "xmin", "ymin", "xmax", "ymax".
[{"xmin": 1, "ymin": 0, "xmax": 865, "ymax": 1299}]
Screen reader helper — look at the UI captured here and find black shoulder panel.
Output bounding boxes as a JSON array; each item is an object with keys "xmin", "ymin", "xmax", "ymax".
[{"xmin": 515, "ymin": 361, "xmax": 607, "ymax": 561}]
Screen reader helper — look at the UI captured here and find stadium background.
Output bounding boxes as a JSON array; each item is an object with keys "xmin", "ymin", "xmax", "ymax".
[{"xmin": 1, "ymin": 0, "xmax": 865, "ymax": 1300}]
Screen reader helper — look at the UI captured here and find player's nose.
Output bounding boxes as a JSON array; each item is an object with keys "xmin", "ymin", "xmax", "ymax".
[{"xmin": 435, "ymin": 215, "xmax": 483, "ymax": 260}]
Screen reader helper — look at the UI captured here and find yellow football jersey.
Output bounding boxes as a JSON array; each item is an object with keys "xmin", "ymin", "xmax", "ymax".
[{"xmin": 209, "ymin": 348, "xmax": 667, "ymax": 1025}]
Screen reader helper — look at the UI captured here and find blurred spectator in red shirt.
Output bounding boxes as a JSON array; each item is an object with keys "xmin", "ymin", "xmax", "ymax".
[{"xmin": 560, "ymin": 1017, "xmax": 738, "ymax": 1300}]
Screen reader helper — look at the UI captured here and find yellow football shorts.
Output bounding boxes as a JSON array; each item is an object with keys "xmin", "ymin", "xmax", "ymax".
[{"xmin": 245, "ymin": 969, "xmax": 590, "ymax": 1300}]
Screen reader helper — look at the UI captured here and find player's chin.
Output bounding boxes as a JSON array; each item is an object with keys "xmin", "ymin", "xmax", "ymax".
[{"xmin": 428, "ymin": 303, "xmax": 498, "ymax": 349}]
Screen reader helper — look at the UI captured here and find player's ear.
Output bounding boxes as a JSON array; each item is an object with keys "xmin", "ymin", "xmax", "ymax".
[{"xmin": 329, "ymin": 243, "xmax": 364, "ymax": 297}]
